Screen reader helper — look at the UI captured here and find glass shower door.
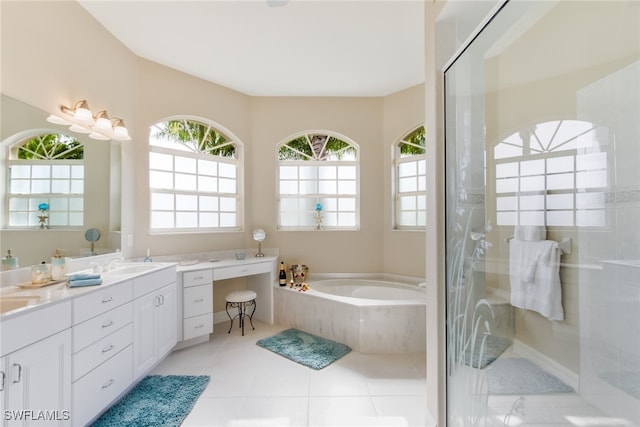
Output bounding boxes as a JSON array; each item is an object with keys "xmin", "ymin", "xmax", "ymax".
[{"xmin": 444, "ymin": 1, "xmax": 640, "ymax": 426}]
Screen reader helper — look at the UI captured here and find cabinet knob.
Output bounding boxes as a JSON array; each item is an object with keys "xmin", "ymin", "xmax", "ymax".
[
  {"xmin": 102, "ymin": 379, "xmax": 115, "ymax": 389},
  {"xmin": 102, "ymin": 320, "xmax": 114, "ymax": 329},
  {"xmin": 101, "ymin": 296, "xmax": 114, "ymax": 304}
]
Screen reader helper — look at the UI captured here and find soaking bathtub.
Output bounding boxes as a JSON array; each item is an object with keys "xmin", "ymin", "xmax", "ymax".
[{"xmin": 274, "ymin": 278, "xmax": 426, "ymax": 353}]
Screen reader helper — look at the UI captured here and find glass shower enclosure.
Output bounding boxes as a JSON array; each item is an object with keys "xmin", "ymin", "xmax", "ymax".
[{"xmin": 444, "ymin": 1, "xmax": 639, "ymax": 425}]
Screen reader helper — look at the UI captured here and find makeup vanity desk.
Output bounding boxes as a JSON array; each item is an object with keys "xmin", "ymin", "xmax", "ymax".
[{"xmin": 174, "ymin": 255, "xmax": 278, "ymax": 347}]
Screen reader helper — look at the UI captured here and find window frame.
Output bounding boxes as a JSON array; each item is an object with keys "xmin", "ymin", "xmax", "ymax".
[
  {"xmin": 148, "ymin": 117, "xmax": 244, "ymax": 233},
  {"xmin": 493, "ymin": 120, "xmax": 610, "ymax": 228},
  {"xmin": 5, "ymin": 132, "xmax": 85, "ymax": 229},
  {"xmin": 392, "ymin": 125, "xmax": 426, "ymax": 231},
  {"xmin": 277, "ymin": 131, "xmax": 360, "ymax": 231}
]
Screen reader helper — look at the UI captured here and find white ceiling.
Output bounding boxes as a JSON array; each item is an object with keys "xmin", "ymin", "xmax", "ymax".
[{"xmin": 78, "ymin": 1, "xmax": 425, "ymax": 97}]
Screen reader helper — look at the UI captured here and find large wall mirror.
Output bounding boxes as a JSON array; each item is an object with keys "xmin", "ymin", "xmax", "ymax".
[{"xmin": 0, "ymin": 95, "xmax": 122, "ymax": 267}]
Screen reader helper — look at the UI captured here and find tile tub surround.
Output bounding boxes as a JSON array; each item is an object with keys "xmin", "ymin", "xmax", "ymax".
[{"xmin": 274, "ymin": 277, "xmax": 426, "ymax": 354}]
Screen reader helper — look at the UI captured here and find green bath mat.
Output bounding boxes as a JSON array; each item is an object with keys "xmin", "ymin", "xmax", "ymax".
[
  {"xmin": 257, "ymin": 328, "xmax": 351, "ymax": 370},
  {"xmin": 91, "ymin": 375, "xmax": 210, "ymax": 427}
]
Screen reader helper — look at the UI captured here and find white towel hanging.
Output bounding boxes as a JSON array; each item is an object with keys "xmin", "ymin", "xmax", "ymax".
[{"xmin": 509, "ymin": 238, "xmax": 564, "ymax": 321}]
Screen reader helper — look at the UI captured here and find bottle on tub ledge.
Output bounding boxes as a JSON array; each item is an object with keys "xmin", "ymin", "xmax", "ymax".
[{"xmin": 279, "ymin": 261, "xmax": 287, "ymax": 286}]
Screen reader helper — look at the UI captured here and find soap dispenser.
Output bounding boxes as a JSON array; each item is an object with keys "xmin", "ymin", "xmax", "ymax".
[
  {"xmin": 50, "ymin": 249, "xmax": 66, "ymax": 280},
  {"xmin": 1, "ymin": 249, "xmax": 18, "ymax": 271}
]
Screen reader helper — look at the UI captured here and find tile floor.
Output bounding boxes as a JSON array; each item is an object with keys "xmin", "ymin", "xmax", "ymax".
[{"xmin": 151, "ymin": 321, "xmax": 431, "ymax": 427}]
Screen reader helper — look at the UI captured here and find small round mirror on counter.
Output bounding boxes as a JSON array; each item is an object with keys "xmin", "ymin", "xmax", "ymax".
[
  {"xmin": 253, "ymin": 228, "xmax": 266, "ymax": 257},
  {"xmin": 84, "ymin": 228, "xmax": 101, "ymax": 255}
]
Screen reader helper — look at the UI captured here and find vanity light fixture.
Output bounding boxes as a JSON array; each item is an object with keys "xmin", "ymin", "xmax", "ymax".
[{"xmin": 46, "ymin": 99, "xmax": 131, "ymax": 141}]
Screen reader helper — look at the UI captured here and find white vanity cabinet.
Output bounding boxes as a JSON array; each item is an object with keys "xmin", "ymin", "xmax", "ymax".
[
  {"xmin": 176, "ymin": 258, "xmax": 277, "ymax": 346},
  {"xmin": 181, "ymin": 269, "xmax": 213, "ymax": 341},
  {"xmin": 71, "ymin": 280, "xmax": 133, "ymax": 427},
  {"xmin": 132, "ymin": 268, "xmax": 177, "ymax": 379},
  {"xmin": 0, "ymin": 301, "xmax": 72, "ymax": 427}
]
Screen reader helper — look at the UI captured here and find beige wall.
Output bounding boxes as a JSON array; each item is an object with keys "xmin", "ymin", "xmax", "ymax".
[
  {"xmin": 0, "ymin": 1, "xmax": 136, "ymax": 265},
  {"xmin": 0, "ymin": 1, "xmax": 137, "ymax": 127},
  {"xmin": 250, "ymin": 96, "xmax": 386, "ymax": 274},
  {"xmin": 129, "ymin": 59, "xmax": 253, "ymax": 257},
  {"xmin": 1, "ymin": 1, "xmax": 425, "ymax": 276},
  {"xmin": 383, "ymin": 86, "xmax": 426, "ymax": 278}
]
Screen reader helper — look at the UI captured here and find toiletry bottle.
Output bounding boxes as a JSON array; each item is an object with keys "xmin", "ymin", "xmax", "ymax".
[
  {"xmin": 1, "ymin": 249, "xmax": 18, "ymax": 271},
  {"xmin": 279, "ymin": 262, "xmax": 287, "ymax": 286},
  {"xmin": 144, "ymin": 248, "xmax": 152, "ymax": 262},
  {"xmin": 51, "ymin": 249, "xmax": 66, "ymax": 280}
]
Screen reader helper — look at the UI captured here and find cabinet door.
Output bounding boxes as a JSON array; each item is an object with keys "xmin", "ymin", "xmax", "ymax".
[
  {"xmin": 156, "ymin": 283, "xmax": 177, "ymax": 359},
  {"xmin": 133, "ymin": 282, "xmax": 177, "ymax": 379},
  {"xmin": 132, "ymin": 292, "xmax": 157, "ymax": 379},
  {"xmin": 5, "ymin": 330, "xmax": 71, "ymax": 427}
]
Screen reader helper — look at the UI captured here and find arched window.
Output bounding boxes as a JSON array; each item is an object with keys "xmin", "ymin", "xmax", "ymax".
[
  {"xmin": 494, "ymin": 120, "xmax": 608, "ymax": 227},
  {"xmin": 149, "ymin": 118, "xmax": 243, "ymax": 231},
  {"xmin": 393, "ymin": 125, "xmax": 426, "ymax": 229},
  {"xmin": 277, "ymin": 132, "xmax": 359, "ymax": 230},
  {"xmin": 7, "ymin": 133, "xmax": 84, "ymax": 227}
]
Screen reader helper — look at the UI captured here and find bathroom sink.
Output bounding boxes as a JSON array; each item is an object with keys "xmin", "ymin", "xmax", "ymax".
[
  {"xmin": 107, "ymin": 264, "xmax": 159, "ymax": 276},
  {"xmin": 0, "ymin": 296, "xmax": 39, "ymax": 314}
]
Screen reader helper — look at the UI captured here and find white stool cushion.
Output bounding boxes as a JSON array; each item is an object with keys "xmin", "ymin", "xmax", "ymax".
[{"xmin": 226, "ymin": 290, "xmax": 257, "ymax": 303}]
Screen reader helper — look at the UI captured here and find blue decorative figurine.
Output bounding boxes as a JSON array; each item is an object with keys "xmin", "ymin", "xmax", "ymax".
[
  {"xmin": 37, "ymin": 202, "xmax": 49, "ymax": 229},
  {"xmin": 315, "ymin": 203, "xmax": 323, "ymax": 230}
]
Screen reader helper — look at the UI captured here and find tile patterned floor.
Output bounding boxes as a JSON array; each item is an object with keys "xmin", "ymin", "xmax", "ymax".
[{"xmin": 151, "ymin": 321, "xmax": 431, "ymax": 427}]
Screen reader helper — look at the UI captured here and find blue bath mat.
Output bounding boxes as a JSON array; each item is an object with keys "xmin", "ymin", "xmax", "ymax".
[
  {"xmin": 487, "ymin": 358, "xmax": 574, "ymax": 395},
  {"xmin": 91, "ymin": 375, "xmax": 210, "ymax": 427},
  {"xmin": 257, "ymin": 328, "xmax": 351, "ymax": 370},
  {"xmin": 463, "ymin": 334, "xmax": 513, "ymax": 369}
]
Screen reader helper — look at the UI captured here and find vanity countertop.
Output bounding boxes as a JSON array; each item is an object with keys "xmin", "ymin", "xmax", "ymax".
[
  {"xmin": 174, "ymin": 255, "xmax": 278, "ymax": 273},
  {"xmin": 0, "ymin": 262, "xmax": 176, "ymax": 320},
  {"xmin": 0, "ymin": 255, "xmax": 279, "ymax": 319}
]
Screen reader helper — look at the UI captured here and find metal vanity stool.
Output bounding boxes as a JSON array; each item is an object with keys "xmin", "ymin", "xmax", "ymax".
[{"xmin": 225, "ymin": 290, "xmax": 257, "ymax": 336}]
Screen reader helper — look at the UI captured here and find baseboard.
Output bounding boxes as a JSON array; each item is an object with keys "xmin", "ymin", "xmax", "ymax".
[
  {"xmin": 513, "ymin": 339, "xmax": 579, "ymax": 391},
  {"xmin": 174, "ymin": 334, "xmax": 209, "ymax": 350},
  {"xmin": 213, "ymin": 310, "xmax": 229, "ymax": 325}
]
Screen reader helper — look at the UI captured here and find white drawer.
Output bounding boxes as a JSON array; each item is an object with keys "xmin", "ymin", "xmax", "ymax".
[
  {"xmin": 73, "ymin": 302, "xmax": 133, "ymax": 353},
  {"xmin": 132, "ymin": 266, "xmax": 176, "ymax": 299},
  {"xmin": 213, "ymin": 262, "xmax": 272, "ymax": 281},
  {"xmin": 72, "ymin": 345, "xmax": 132, "ymax": 427},
  {"xmin": 72, "ymin": 281, "xmax": 132, "ymax": 324},
  {"xmin": 183, "ymin": 284, "xmax": 213, "ymax": 318},
  {"xmin": 0, "ymin": 300, "xmax": 71, "ymax": 357},
  {"xmin": 182, "ymin": 269, "xmax": 212, "ymax": 288},
  {"xmin": 183, "ymin": 313, "xmax": 213, "ymax": 340},
  {"xmin": 73, "ymin": 324, "xmax": 133, "ymax": 382}
]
